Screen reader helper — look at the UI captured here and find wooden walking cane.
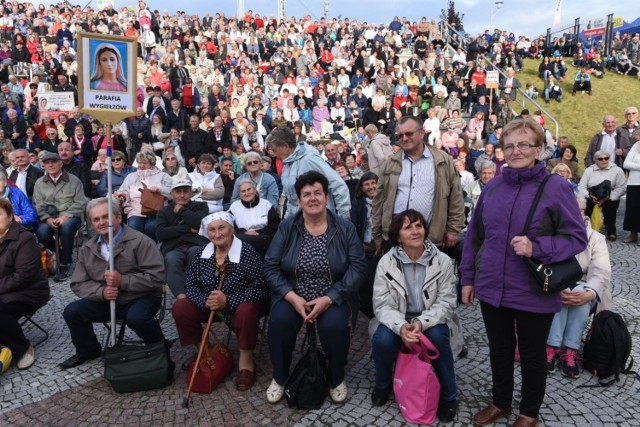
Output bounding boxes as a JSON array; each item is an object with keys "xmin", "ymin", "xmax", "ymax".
[{"xmin": 182, "ymin": 263, "xmax": 227, "ymax": 408}]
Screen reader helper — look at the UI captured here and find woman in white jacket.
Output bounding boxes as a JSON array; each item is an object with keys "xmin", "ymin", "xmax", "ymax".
[
  {"xmin": 370, "ymin": 210, "xmax": 458, "ymax": 422},
  {"xmin": 117, "ymin": 151, "xmax": 173, "ymax": 241},
  {"xmin": 578, "ymin": 150, "xmax": 627, "ymax": 240},
  {"xmin": 188, "ymin": 153, "xmax": 224, "ymax": 213}
]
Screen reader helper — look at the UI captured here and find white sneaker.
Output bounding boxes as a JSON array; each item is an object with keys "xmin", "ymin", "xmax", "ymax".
[
  {"xmin": 17, "ymin": 346, "xmax": 35, "ymax": 370},
  {"xmin": 329, "ymin": 381, "xmax": 348, "ymax": 403},
  {"xmin": 266, "ymin": 379, "xmax": 284, "ymax": 403}
]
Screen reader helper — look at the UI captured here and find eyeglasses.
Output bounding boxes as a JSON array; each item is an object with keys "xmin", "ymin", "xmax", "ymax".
[
  {"xmin": 502, "ymin": 143, "xmax": 537, "ymax": 153},
  {"xmin": 596, "ymin": 157, "xmax": 610, "ymax": 161},
  {"xmin": 112, "ymin": 158, "xmax": 123, "ymax": 162},
  {"xmin": 166, "ymin": 157, "xmax": 177, "ymax": 160},
  {"xmin": 246, "ymin": 160, "xmax": 259, "ymax": 165},
  {"xmin": 46, "ymin": 133, "xmax": 56, "ymax": 136},
  {"xmin": 396, "ymin": 129, "xmax": 423, "ymax": 139},
  {"xmin": 626, "ymin": 112, "xmax": 638, "ymax": 116}
]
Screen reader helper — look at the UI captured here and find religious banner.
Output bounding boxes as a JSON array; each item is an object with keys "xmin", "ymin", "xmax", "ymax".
[
  {"xmin": 77, "ymin": 32, "xmax": 137, "ymax": 122},
  {"xmin": 38, "ymin": 92, "xmax": 75, "ymax": 121},
  {"xmin": 38, "ymin": 92, "xmax": 75, "ymax": 113}
]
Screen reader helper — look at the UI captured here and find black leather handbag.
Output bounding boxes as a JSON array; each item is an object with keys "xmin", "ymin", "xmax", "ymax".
[
  {"xmin": 589, "ymin": 180, "xmax": 611, "ymax": 201},
  {"xmin": 521, "ymin": 174, "xmax": 583, "ymax": 294},
  {"xmin": 284, "ymin": 323, "xmax": 329, "ymax": 409}
]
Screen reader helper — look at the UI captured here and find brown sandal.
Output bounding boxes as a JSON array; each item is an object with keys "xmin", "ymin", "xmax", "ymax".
[{"xmin": 236, "ymin": 369, "xmax": 255, "ymax": 391}]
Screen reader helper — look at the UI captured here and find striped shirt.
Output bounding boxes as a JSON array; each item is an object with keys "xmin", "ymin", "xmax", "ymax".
[{"xmin": 394, "ymin": 147, "xmax": 436, "ymax": 223}]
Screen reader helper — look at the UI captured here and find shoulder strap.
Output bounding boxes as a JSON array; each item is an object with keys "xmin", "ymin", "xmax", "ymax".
[
  {"xmin": 522, "ymin": 173, "xmax": 554, "ymax": 235},
  {"xmin": 306, "ymin": 323, "xmax": 318, "ymax": 349}
]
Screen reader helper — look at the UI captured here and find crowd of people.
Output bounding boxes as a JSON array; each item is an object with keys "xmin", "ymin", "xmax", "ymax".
[{"xmin": 1, "ymin": 1, "xmax": 640, "ymax": 425}]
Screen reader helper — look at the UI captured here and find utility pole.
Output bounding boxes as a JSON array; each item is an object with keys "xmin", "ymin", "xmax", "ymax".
[
  {"xmin": 237, "ymin": 0, "xmax": 244, "ymax": 19},
  {"xmin": 278, "ymin": 0, "xmax": 286, "ymax": 21},
  {"xmin": 324, "ymin": 0, "xmax": 329, "ymax": 20}
]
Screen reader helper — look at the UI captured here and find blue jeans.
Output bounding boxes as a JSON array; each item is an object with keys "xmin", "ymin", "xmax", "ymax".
[
  {"xmin": 62, "ymin": 296, "xmax": 163, "ymax": 358},
  {"xmin": 268, "ymin": 299, "xmax": 351, "ymax": 388},
  {"xmin": 553, "ymin": 67, "xmax": 566, "ymax": 80},
  {"xmin": 371, "ymin": 323, "xmax": 457, "ymax": 402},
  {"xmin": 541, "ymin": 70, "xmax": 552, "ymax": 80},
  {"xmin": 547, "ymin": 284, "xmax": 594, "ymax": 350},
  {"xmin": 36, "ymin": 217, "xmax": 82, "ymax": 265},
  {"xmin": 127, "ymin": 215, "xmax": 157, "ymax": 241},
  {"xmin": 544, "ymin": 88, "xmax": 563, "ymax": 102}
]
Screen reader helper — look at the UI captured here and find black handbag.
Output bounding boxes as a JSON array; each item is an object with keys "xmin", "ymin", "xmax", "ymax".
[
  {"xmin": 104, "ymin": 340, "xmax": 175, "ymax": 393},
  {"xmin": 588, "ymin": 180, "xmax": 611, "ymax": 201},
  {"xmin": 284, "ymin": 323, "xmax": 329, "ymax": 409},
  {"xmin": 521, "ymin": 174, "xmax": 583, "ymax": 294}
]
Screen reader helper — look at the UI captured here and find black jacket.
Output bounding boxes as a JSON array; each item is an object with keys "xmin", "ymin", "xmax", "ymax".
[
  {"xmin": 166, "ymin": 108, "xmax": 189, "ymax": 132},
  {"xmin": 62, "ymin": 160, "xmax": 92, "ymax": 197},
  {"xmin": 350, "ymin": 197, "xmax": 370, "ymax": 243},
  {"xmin": 9, "ymin": 165, "xmax": 44, "ymax": 200},
  {"xmin": 0, "ymin": 221, "xmax": 50, "ymax": 307},
  {"xmin": 155, "ymin": 200, "xmax": 209, "ymax": 254},
  {"xmin": 180, "ymin": 128, "xmax": 209, "ymax": 167}
]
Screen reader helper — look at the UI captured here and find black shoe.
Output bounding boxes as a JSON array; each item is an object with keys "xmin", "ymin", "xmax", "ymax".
[
  {"xmin": 58, "ymin": 347, "xmax": 102, "ymax": 370},
  {"xmin": 438, "ymin": 399, "xmax": 458, "ymax": 422},
  {"xmin": 54, "ymin": 265, "xmax": 71, "ymax": 282},
  {"xmin": 371, "ymin": 386, "xmax": 391, "ymax": 407}
]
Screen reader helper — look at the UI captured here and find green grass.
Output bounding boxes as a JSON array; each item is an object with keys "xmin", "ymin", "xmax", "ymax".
[{"xmin": 518, "ymin": 59, "xmax": 640, "ymax": 167}]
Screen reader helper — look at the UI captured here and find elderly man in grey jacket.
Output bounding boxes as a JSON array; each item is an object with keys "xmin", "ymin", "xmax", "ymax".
[
  {"xmin": 365, "ymin": 124, "xmax": 392, "ymax": 177},
  {"xmin": 33, "ymin": 151, "xmax": 86, "ymax": 282},
  {"xmin": 266, "ymin": 127, "xmax": 351, "ymax": 219},
  {"xmin": 59, "ymin": 198, "xmax": 166, "ymax": 370}
]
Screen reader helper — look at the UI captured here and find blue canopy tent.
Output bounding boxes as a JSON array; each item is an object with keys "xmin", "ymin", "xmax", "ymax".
[{"xmin": 617, "ymin": 18, "xmax": 640, "ymax": 37}]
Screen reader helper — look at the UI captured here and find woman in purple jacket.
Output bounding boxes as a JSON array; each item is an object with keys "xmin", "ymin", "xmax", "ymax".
[{"xmin": 460, "ymin": 118, "xmax": 587, "ymax": 427}]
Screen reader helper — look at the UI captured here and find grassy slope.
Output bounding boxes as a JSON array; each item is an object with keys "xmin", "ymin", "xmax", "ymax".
[{"xmin": 518, "ymin": 59, "xmax": 640, "ymax": 167}]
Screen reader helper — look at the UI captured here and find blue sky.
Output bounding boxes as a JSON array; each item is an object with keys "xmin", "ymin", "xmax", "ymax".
[{"xmin": 52, "ymin": 0, "xmax": 638, "ymax": 38}]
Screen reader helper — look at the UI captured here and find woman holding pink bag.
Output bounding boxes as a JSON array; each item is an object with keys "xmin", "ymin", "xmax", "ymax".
[{"xmin": 370, "ymin": 209, "xmax": 458, "ymax": 422}]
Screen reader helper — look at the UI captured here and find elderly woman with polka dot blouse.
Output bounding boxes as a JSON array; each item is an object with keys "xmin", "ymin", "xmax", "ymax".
[
  {"xmin": 263, "ymin": 171, "xmax": 367, "ymax": 405},
  {"xmin": 172, "ymin": 212, "xmax": 269, "ymax": 392}
]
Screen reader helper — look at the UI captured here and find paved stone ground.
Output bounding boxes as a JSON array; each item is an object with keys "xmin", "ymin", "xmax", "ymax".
[{"xmin": 1, "ymin": 205, "xmax": 639, "ymax": 426}]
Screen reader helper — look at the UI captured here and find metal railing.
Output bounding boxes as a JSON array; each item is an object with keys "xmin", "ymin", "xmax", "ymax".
[
  {"xmin": 478, "ymin": 56, "xmax": 559, "ymax": 141},
  {"xmin": 439, "ymin": 21, "xmax": 470, "ymax": 51},
  {"xmin": 439, "ymin": 20, "xmax": 560, "ymax": 140}
]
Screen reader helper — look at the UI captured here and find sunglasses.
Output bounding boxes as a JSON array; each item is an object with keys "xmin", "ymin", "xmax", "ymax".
[
  {"xmin": 596, "ymin": 157, "xmax": 610, "ymax": 161},
  {"xmin": 246, "ymin": 160, "xmax": 259, "ymax": 165},
  {"xmin": 112, "ymin": 158, "xmax": 123, "ymax": 161},
  {"xmin": 396, "ymin": 129, "xmax": 422, "ymax": 139},
  {"xmin": 166, "ymin": 157, "xmax": 177, "ymax": 160}
]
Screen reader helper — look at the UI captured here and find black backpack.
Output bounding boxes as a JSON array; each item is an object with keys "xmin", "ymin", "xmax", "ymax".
[
  {"xmin": 581, "ymin": 310, "xmax": 638, "ymax": 386},
  {"xmin": 284, "ymin": 324, "xmax": 329, "ymax": 409}
]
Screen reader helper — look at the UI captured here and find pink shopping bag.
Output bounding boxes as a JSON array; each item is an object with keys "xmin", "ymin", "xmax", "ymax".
[{"xmin": 393, "ymin": 333, "xmax": 441, "ymax": 425}]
